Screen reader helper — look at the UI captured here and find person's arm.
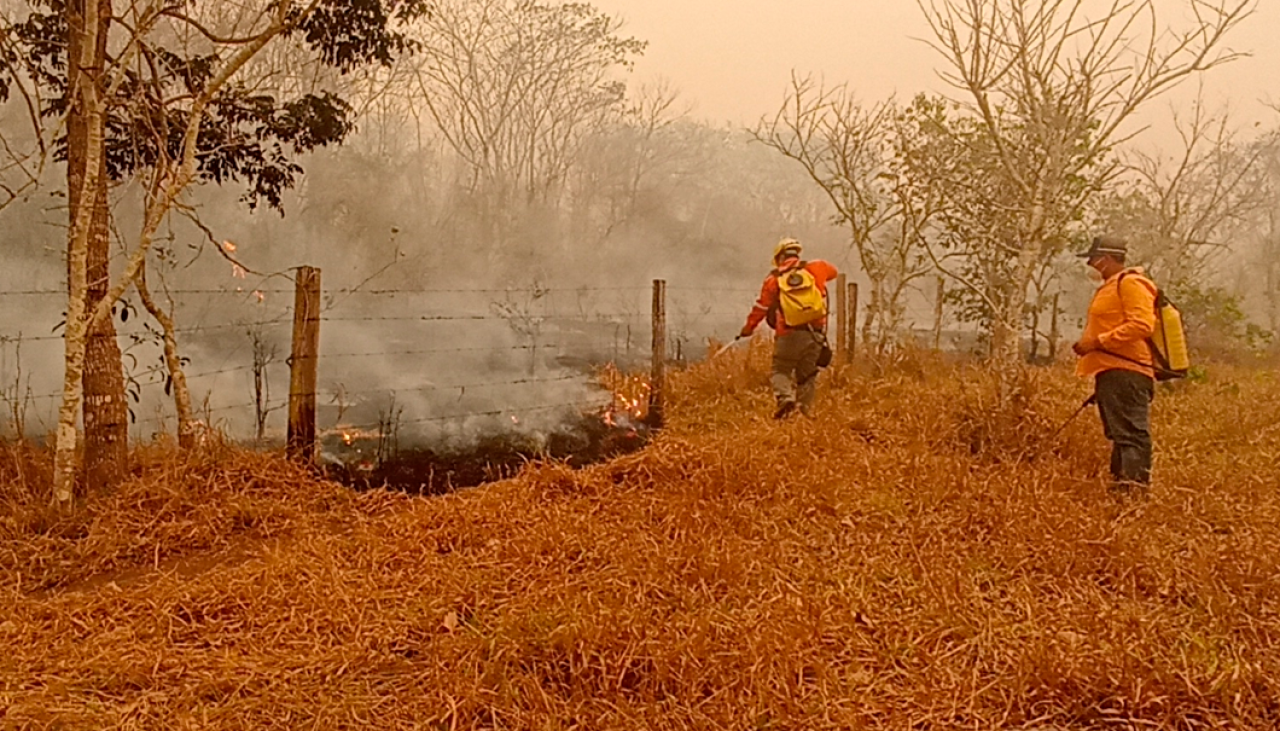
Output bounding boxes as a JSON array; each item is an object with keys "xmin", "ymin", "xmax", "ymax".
[
  {"xmin": 741, "ymin": 277, "xmax": 777, "ymax": 337},
  {"xmin": 1098, "ymin": 276, "xmax": 1156, "ymax": 349},
  {"xmin": 813, "ymin": 260, "xmax": 839, "ymax": 282}
]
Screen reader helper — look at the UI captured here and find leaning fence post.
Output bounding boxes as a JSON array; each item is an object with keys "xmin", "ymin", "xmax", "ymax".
[
  {"xmin": 647, "ymin": 279, "xmax": 666, "ymax": 429},
  {"xmin": 835, "ymin": 273, "xmax": 848, "ymax": 364},
  {"xmin": 288, "ymin": 266, "xmax": 320, "ymax": 463},
  {"xmin": 847, "ymin": 281, "xmax": 859, "ymax": 360}
]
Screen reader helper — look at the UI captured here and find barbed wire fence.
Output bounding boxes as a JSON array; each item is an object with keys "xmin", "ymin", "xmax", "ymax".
[
  {"xmin": 0, "ymin": 274, "xmax": 763, "ymax": 452},
  {"xmin": 0, "ymin": 284, "xmax": 297, "ymax": 442},
  {"xmin": 0, "ymin": 270, "xmax": 979, "ymax": 453}
]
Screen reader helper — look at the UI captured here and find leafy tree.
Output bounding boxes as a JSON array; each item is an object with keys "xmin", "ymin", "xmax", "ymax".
[{"xmin": 1, "ymin": 0, "xmax": 426, "ymax": 503}]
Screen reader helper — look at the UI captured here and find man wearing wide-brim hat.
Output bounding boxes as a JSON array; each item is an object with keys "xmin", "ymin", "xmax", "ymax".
[{"xmin": 1072, "ymin": 235, "xmax": 1159, "ymax": 493}]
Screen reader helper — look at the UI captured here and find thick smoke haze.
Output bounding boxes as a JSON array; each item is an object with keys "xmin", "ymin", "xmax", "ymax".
[{"xmin": 0, "ymin": 121, "xmax": 845, "ymax": 445}]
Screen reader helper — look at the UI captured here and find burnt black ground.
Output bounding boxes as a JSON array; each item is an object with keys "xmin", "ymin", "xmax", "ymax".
[{"xmin": 325, "ymin": 412, "xmax": 648, "ymax": 494}]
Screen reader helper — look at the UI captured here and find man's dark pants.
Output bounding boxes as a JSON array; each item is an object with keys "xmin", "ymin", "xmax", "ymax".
[
  {"xmin": 772, "ymin": 330, "xmax": 823, "ymax": 415},
  {"xmin": 1094, "ymin": 368, "xmax": 1155, "ymax": 486}
]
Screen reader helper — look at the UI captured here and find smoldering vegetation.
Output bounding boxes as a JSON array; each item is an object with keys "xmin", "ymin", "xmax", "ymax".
[
  {"xmin": 0, "ymin": 0, "xmax": 854, "ymax": 464},
  {"xmin": 0, "ymin": 113, "xmax": 848, "ymax": 460},
  {"xmin": 4, "ymin": 0, "xmax": 1278, "ymax": 466},
  {"xmin": 0, "ymin": 138, "xmax": 835, "ymax": 483}
]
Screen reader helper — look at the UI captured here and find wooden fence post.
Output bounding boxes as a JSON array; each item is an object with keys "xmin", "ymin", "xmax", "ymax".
[
  {"xmin": 647, "ymin": 279, "xmax": 666, "ymax": 429},
  {"xmin": 846, "ymin": 281, "xmax": 859, "ymax": 360},
  {"xmin": 1048, "ymin": 292, "xmax": 1061, "ymax": 362},
  {"xmin": 933, "ymin": 275, "xmax": 946, "ymax": 351},
  {"xmin": 288, "ymin": 266, "xmax": 320, "ymax": 463},
  {"xmin": 835, "ymin": 273, "xmax": 848, "ymax": 364}
]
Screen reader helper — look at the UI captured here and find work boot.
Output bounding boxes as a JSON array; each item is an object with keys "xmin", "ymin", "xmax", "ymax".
[
  {"xmin": 773, "ymin": 400, "xmax": 797, "ymax": 420},
  {"xmin": 1108, "ymin": 479, "xmax": 1149, "ymax": 500}
]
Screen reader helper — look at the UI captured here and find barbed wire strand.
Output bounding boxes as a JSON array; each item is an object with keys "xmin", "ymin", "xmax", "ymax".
[
  {"xmin": 328, "ymin": 374, "xmax": 590, "ymax": 399},
  {"xmin": 340, "ymin": 400, "xmax": 610, "ymax": 432},
  {"xmin": 0, "ymin": 285, "xmax": 659, "ymax": 297}
]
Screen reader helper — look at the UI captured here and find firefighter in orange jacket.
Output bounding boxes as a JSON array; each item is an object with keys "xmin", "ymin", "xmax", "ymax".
[
  {"xmin": 1072, "ymin": 236, "xmax": 1158, "ymax": 492},
  {"xmin": 739, "ymin": 238, "xmax": 838, "ymax": 419}
]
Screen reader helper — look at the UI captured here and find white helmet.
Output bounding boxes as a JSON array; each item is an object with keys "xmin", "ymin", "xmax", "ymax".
[{"xmin": 773, "ymin": 237, "xmax": 802, "ymax": 263}]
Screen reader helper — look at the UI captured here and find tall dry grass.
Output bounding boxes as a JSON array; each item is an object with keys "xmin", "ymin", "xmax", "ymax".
[{"xmin": 1, "ymin": 347, "xmax": 1278, "ymax": 729}]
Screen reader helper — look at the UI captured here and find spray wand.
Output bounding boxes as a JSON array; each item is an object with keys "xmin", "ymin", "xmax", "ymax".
[
  {"xmin": 712, "ymin": 335, "xmax": 747, "ymax": 358},
  {"xmin": 1048, "ymin": 393, "xmax": 1097, "ymax": 443}
]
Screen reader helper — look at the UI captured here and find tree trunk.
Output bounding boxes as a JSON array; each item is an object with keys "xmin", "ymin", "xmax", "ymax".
[
  {"xmin": 55, "ymin": 0, "xmax": 112, "ymax": 505},
  {"xmin": 137, "ymin": 263, "xmax": 195, "ymax": 448},
  {"xmin": 991, "ymin": 261, "xmax": 1031, "ymax": 364},
  {"xmin": 1048, "ymin": 292, "xmax": 1061, "ymax": 363},
  {"xmin": 82, "ymin": 166, "xmax": 129, "ymax": 488},
  {"xmin": 989, "ymin": 303, "xmax": 1022, "ymax": 368},
  {"xmin": 1268, "ymin": 211, "xmax": 1279, "ymax": 335},
  {"xmin": 933, "ymin": 276, "xmax": 945, "ymax": 351},
  {"xmin": 989, "ymin": 248, "xmax": 1039, "ymax": 402},
  {"xmin": 72, "ymin": 0, "xmax": 127, "ymax": 493}
]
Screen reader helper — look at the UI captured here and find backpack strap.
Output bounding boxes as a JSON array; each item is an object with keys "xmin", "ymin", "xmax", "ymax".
[
  {"xmin": 764, "ymin": 269, "xmax": 782, "ymax": 329},
  {"xmin": 775, "ymin": 260, "xmax": 808, "ymax": 276},
  {"xmin": 1109, "ymin": 270, "xmax": 1173, "ymax": 375}
]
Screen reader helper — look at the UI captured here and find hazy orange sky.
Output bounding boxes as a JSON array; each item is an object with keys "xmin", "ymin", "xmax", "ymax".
[{"xmin": 593, "ymin": 0, "xmax": 1278, "ymax": 150}]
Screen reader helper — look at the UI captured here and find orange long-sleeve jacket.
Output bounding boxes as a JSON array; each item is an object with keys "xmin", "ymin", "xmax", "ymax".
[
  {"xmin": 1076, "ymin": 269, "xmax": 1157, "ymax": 380},
  {"xmin": 743, "ymin": 259, "xmax": 839, "ymax": 336}
]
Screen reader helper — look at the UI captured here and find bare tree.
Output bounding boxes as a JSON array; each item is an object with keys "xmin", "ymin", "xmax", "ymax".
[
  {"xmin": 1096, "ymin": 100, "xmax": 1268, "ymax": 289},
  {"xmin": 409, "ymin": 0, "xmax": 644, "ymax": 231},
  {"xmin": 754, "ymin": 74, "xmax": 932, "ymax": 352},
  {"xmin": 569, "ymin": 79, "xmax": 688, "ymax": 241},
  {"xmin": 916, "ymin": 0, "xmax": 1255, "ymax": 373},
  {"xmin": 249, "ymin": 324, "xmax": 282, "ymax": 446},
  {"xmin": 1100, "ymin": 106, "xmax": 1280, "ymax": 352},
  {"xmin": 1, "ymin": 334, "xmax": 33, "ymax": 439},
  {"xmin": 491, "ymin": 280, "xmax": 550, "ymax": 376}
]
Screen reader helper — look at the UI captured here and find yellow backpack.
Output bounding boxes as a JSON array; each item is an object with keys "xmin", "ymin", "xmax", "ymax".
[
  {"xmin": 777, "ymin": 263, "xmax": 827, "ymax": 327},
  {"xmin": 1149, "ymin": 289, "xmax": 1191, "ymax": 379},
  {"xmin": 1118, "ymin": 271, "xmax": 1190, "ymax": 381}
]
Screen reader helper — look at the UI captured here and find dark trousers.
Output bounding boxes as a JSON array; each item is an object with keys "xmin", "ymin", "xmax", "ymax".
[
  {"xmin": 1095, "ymin": 369, "xmax": 1155, "ymax": 485},
  {"xmin": 771, "ymin": 330, "xmax": 822, "ymax": 414}
]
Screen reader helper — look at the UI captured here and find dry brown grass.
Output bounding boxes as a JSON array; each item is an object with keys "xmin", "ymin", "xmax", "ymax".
[{"xmin": 2, "ymin": 347, "xmax": 1279, "ymax": 729}]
